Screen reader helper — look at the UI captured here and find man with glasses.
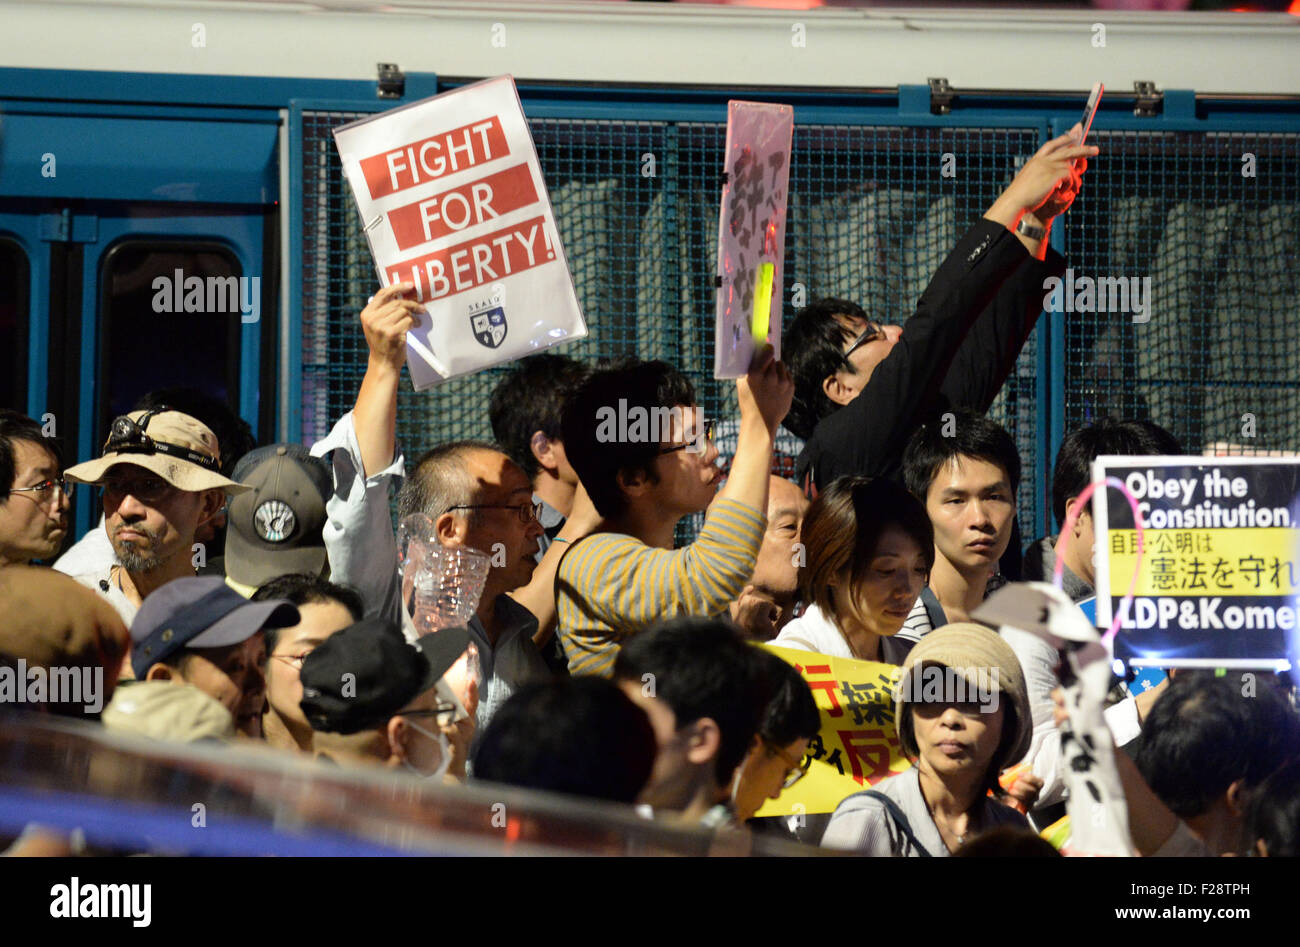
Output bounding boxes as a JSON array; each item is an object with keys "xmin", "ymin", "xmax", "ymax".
[
  {"xmin": 0, "ymin": 410, "xmax": 71, "ymax": 567},
  {"xmin": 555, "ymin": 351, "xmax": 793, "ymax": 678},
  {"xmin": 784, "ymin": 126, "xmax": 1097, "ymax": 494},
  {"xmin": 301, "ymin": 617, "xmax": 470, "ymax": 783},
  {"xmin": 64, "ymin": 408, "xmax": 250, "ymax": 626},
  {"xmin": 249, "ymin": 573, "xmax": 365, "ymax": 754},
  {"xmin": 310, "ymin": 284, "xmax": 605, "ymax": 734}
]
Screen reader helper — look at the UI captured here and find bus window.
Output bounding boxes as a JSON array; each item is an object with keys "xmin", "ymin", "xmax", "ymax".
[
  {"xmin": 98, "ymin": 242, "xmax": 242, "ymax": 429},
  {"xmin": 0, "ymin": 239, "xmax": 30, "ymax": 411}
]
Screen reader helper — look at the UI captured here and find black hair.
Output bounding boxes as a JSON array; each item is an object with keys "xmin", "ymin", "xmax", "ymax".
[
  {"xmin": 489, "ymin": 354, "xmax": 592, "ymax": 480},
  {"xmin": 395, "ymin": 439, "xmax": 500, "ymax": 524},
  {"xmin": 953, "ymin": 826, "xmax": 1062, "ymax": 858},
  {"xmin": 902, "ymin": 408, "xmax": 1022, "ymax": 501},
  {"xmin": 0, "ymin": 409, "xmax": 61, "ymax": 501},
  {"xmin": 1051, "ymin": 418, "xmax": 1181, "ymax": 527},
  {"xmin": 753, "ymin": 649, "xmax": 820, "ymax": 748},
  {"xmin": 612, "ymin": 617, "xmax": 766, "ymax": 789},
  {"xmin": 471, "ymin": 677, "xmax": 657, "ymax": 804},
  {"xmin": 782, "ymin": 298, "xmax": 868, "ymax": 440},
  {"xmin": 1136, "ymin": 672, "xmax": 1300, "ymax": 823},
  {"xmin": 133, "ymin": 387, "xmax": 257, "ymax": 478},
  {"xmin": 250, "ymin": 573, "xmax": 364, "ymax": 655},
  {"xmin": 1246, "ymin": 758, "xmax": 1300, "ymax": 857},
  {"xmin": 560, "ymin": 359, "xmax": 696, "ymax": 519}
]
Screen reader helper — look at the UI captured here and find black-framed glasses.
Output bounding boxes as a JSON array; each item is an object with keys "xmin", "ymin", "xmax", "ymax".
[
  {"xmin": 103, "ymin": 408, "xmax": 222, "ymax": 473},
  {"xmin": 444, "ymin": 501, "xmax": 543, "ymax": 524},
  {"xmin": 396, "ymin": 701, "xmax": 459, "ymax": 729},
  {"xmin": 765, "ymin": 739, "xmax": 812, "ymax": 790},
  {"xmin": 99, "ymin": 472, "xmax": 178, "ymax": 505},
  {"xmin": 8, "ymin": 477, "xmax": 73, "ymax": 502},
  {"xmin": 843, "ymin": 322, "xmax": 885, "ymax": 359},
  {"xmin": 659, "ymin": 418, "xmax": 716, "ymax": 455}
]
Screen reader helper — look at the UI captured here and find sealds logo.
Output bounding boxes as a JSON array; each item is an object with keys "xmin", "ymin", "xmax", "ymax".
[
  {"xmin": 50, "ymin": 877, "xmax": 151, "ymax": 927},
  {"xmin": 469, "ymin": 284, "xmax": 508, "ymax": 349}
]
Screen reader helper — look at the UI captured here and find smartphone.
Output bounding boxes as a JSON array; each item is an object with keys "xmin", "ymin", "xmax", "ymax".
[{"xmin": 1077, "ymin": 82, "xmax": 1104, "ymax": 144}]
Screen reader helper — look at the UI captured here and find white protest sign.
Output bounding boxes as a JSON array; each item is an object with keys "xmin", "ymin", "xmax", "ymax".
[
  {"xmin": 333, "ymin": 76, "xmax": 587, "ymax": 389},
  {"xmin": 715, "ymin": 100, "xmax": 793, "ymax": 379}
]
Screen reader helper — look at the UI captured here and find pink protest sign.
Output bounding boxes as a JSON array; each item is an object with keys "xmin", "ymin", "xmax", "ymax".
[{"xmin": 714, "ymin": 101, "xmax": 793, "ymax": 379}]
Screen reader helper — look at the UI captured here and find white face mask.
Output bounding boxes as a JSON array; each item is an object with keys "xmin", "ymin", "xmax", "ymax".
[{"xmin": 402, "ymin": 717, "xmax": 452, "ymax": 782}]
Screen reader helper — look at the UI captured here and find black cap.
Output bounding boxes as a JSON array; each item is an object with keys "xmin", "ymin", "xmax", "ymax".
[{"xmin": 298, "ymin": 618, "xmax": 470, "ymax": 735}]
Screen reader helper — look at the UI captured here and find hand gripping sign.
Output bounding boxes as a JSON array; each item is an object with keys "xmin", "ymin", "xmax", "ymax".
[
  {"xmin": 715, "ymin": 101, "xmax": 793, "ymax": 378},
  {"xmin": 333, "ymin": 76, "xmax": 587, "ymax": 389}
]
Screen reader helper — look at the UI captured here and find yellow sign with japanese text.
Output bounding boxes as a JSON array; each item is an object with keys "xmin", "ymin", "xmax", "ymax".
[{"xmin": 754, "ymin": 645, "xmax": 912, "ymax": 818}]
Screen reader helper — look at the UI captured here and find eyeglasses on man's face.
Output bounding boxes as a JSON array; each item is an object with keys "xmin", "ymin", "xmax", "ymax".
[
  {"xmin": 764, "ymin": 739, "xmax": 812, "ymax": 790},
  {"xmin": 444, "ymin": 501, "xmax": 543, "ymax": 524},
  {"xmin": 659, "ymin": 418, "xmax": 716, "ymax": 455},
  {"xmin": 396, "ymin": 701, "xmax": 460, "ymax": 730},
  {"xmin": 8, "ymin": 477, "xmax": 74, "ymax": 503},
  {"xmin": 843, "ymin": 322, "xmax": 886, "ymax": 360}
]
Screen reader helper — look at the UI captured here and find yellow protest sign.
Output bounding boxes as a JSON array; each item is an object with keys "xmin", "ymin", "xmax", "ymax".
[{"xmin": 755, "ymin": 645, "xmax": 913, "ymax": 818}]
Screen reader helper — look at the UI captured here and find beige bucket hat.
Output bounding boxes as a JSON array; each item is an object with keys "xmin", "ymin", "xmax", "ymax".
[{"xmin": 65, "ymin": 408, "xmax": 249, "ymax": 495}]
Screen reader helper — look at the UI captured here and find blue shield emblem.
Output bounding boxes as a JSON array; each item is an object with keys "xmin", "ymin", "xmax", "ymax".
[{"xmin": 471, "ymin": 306, "xmax": 508, "ymax": 349}]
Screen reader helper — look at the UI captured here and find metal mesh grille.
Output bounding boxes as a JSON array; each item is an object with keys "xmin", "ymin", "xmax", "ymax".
[
  {"xmin": 1062, "ymin": 130, "xmax": 1300, "ymax": 462},
  {"xmin": 300, "ymin": 111, "xmax": 1047, "ymax": 538}
]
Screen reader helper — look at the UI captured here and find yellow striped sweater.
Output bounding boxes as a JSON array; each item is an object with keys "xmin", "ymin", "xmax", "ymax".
[{"xmin": 555, "ymin": 497, "xmax": 766, "ymax": 678}]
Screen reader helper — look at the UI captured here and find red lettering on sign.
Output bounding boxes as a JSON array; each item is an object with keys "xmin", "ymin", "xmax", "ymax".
[
  {"xmin": 837, "ymin": 728, "xmax": 900, "ymax": 787},
  {"xmin": 387, "ymin": 162, "xmax": 538, "ymax": 251},
  {"xmin": 359, "ymin": 116, "xmax": 509, "ymax": 199},
  {"xmin": 800, "ymin": 664, "xmax": 842, "ymax": 717},
  {"xmin": 385, "ymin": 215, "xmax": 555, "ymax": 302}
]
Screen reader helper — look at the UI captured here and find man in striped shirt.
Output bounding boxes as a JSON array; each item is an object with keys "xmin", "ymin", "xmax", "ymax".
[{"xmin": 555, "ymin": 349, "xmax": 794, "ymax": 677}]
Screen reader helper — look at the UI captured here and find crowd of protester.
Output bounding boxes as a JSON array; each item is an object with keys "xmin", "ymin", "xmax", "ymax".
[{"xmin": 2, "ymin": 123, "xmax": 1298, "ymax": 858}]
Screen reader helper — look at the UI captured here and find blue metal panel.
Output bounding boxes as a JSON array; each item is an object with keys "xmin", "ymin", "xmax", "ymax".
[{"xmin": 0, "ymin": 113, "xmax": 278, "ymax": 203}]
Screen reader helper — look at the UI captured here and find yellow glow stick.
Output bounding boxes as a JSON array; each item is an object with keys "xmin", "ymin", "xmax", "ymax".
[{"xmin": 751, "ymin": 261, "xmax": 774, "ymax": 347}]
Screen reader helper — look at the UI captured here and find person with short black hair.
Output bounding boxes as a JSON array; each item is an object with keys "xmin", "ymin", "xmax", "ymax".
[
  {"xmin": 902, "ymin": 409, "xmax": 1021, "ymax": 628},
  {"xmin": 488, "ymin": 352, "xmax": 592, "ymax": 555},
  {"xmin": 611, "ymin": 618, "xmax": 769, "ymax": 827},
  {"xmin": 1025, "ymin": 417, "xmax": 1182, "ymax": 601},
  {"xmin": 471, "ymin": 677, "xmax": 657, "ymax": 804},
  {"xmin": 1245, "ymin": 758, "xmax": 1300, "ymax": 857},
  {"xmin": 1129, "ymin": 671, "xmax": 1300, "ymax": 856},
  {"xmin": 0, "ymin": 409, "xmax": 69, "ymax": 566},
  {"xmin": 556, "ymin": 350, "xmax": 793, "ymax": 677},
  {"xmin": 251, "ymin": 573, "xmax": 364, "ymax": 753},
  {"xmin": 787, "ymin": 129, "xmax": 1095, "ymax": 492},
  {"xmin": 731, "ymin": 649, "xmax": 820, "ymax": 822},
  {"xmin": 774, "ymin": 476, "xmax": 934, "ymax": 664}
]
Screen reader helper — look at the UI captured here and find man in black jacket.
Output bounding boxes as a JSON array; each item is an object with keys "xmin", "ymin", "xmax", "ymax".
[{"xmin": 787, "ymin": 126, "xmax": 1096, "ymax": 494}]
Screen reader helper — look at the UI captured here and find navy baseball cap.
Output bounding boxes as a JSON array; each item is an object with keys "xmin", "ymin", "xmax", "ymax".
[
  {"xmin": 130, "ymin": 576, "xmax": 300, "ymax": 678},
  {"xmin": 299, "ymin": 619, "xmax": 470, "ymax": 735}
]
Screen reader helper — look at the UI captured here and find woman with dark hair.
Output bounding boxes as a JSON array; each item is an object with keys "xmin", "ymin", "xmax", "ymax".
[
  {"xmin": 821, "ymin": 623, "xmax": 1033, "ymax": 856},
  {"xmin": 774, "ymin": 476, "xmax": 934, "ymax": 664}
]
